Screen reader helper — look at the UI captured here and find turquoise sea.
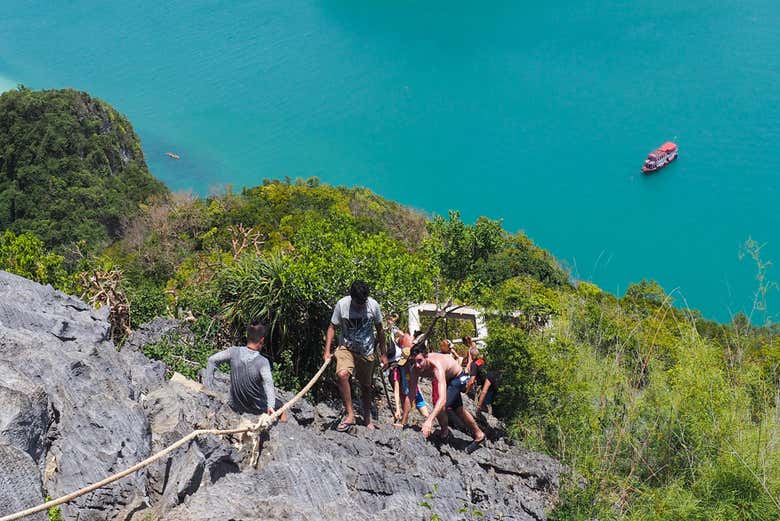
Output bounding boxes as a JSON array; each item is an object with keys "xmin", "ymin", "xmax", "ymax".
[{"xmin": 2, "ymin": 1, "xmax": 779, "ymax": 322}]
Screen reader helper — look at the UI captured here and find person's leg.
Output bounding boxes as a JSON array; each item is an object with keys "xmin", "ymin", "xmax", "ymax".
[
  {"xmin": 440, "ymin": 377, "xmax": 466, "ymax": 438},
  {"xmin": 391, "ymin": 368, "xmax": 402, "ymax": 421},
  {"xmin": 485, "ymin": 384, "xmax": 497, "ymax": 415},
  {"xmin": 393, "ymin": 379, "xmax": 402, "ymax": 421},
  {"xmin": 338, "ymin": 371, "xmax": 354, "ymax": 420},
  {"xmin": 334, "ymin": 347, "xmax": 356, "ymax": 427},
  {"xmin": 356, "ymin": 353, "xmax": 376, "ymax": 428},
  {"xmin": 400, "ymin": 393, "xmax": 412, "ymax": 426},
  {"xmin": 456, "ymin": 406, "xmax": 485, "ymax": 442},
  {"xmin": 397, "ymin": 367, "xmax": 412, "ymax": 425},
  {"xmin": 477, "ymin": 379, "xmax": 492, "ymax": 412},
  {"xmin": 415, "ymin": 390, "xmax": 429, "ymax": 418},
  {"xmin": 446, "ymin": 373, "xmax": 485, "ymax": 449}
]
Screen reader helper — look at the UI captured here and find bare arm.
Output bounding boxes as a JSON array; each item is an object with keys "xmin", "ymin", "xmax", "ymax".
[
  {"xmin": 476, "ymin": 379, "xmax": 492, "ymax": 411},
  {"xmin": 204, "ymin": 349, "xmax": 231, "ymax": 388},
  {"xmin": 375, "ymin": 322, "xmax": 387, "ymax": 367},
  {"xmin": 427, "ymin": 365, "xmax": 449, "ymax": 420},
  {"xmin": 399, "ymin": 367, "xmax": 416, "ymax": 426},
  {"xmin": 465, "ymin": 375, "xmax": 477, "ymax": 395},
  {"xmin": 465, "ymin": 352, "xmax": 474, "ymax": 375},
  {"xmin": 464, "ymin": 359, "xmax": 477, "ymax": 394},
  {"xmin": 324, "ymin": 323, "xmax": 336, "ymax": 361}
]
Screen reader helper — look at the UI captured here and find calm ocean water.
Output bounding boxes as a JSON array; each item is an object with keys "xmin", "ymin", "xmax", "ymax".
[{"xmin": 2, "ymin": 1, "xmax": 779, "ymax": 322}]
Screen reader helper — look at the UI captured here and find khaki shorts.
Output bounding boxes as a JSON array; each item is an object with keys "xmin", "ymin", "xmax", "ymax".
[{"xmin": 334, "ymin": 346, "xmax": 375, "ymax": 387}]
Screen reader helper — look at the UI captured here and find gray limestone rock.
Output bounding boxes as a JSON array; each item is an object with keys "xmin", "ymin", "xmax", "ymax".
[
  {"xmin": 0, "ymin": 361, "xmax": 50, "ymax": 463},
  {"xmin": 119, "ymin": 318, "xmax": 182, "ymax": 399},
  {"xmin": 159, "ymin": 415, "xmax": 564, "ymax": 521},
  {"xmin": 0, "ymin": 443, "xmax": 47, "ymax": 521},
  {"xmin": 0, "ymin": 271, "xmax": 567, "ymax": 521},
  {"xmin": 132, "ymin": 372, "xmax": 243, "ymax": 521},
  {"xmin": 0, "ymin": 271, "xmax": 151, "ymax": 521},
  {"xmin": 122, "ymin": 318, "xmax": 187, "ymax": 353}
]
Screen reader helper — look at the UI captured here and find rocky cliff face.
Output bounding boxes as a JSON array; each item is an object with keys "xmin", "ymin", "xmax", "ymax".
[{"xmin": 0, "ymin": 270, "xmax": 566, "ymax": 521}]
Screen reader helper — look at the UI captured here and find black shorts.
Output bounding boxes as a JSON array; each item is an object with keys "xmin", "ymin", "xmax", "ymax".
[
  {"xmin": 445, "ymin": 372, "xmax": 470, "ymax": 410},
  {"xmin": 229, "ymin": 396, "xmax": 282, "ymax": 416}
]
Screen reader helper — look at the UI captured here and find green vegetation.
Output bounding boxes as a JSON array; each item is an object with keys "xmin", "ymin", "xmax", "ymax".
[
  {"xmin": 0, "ymin": 87, "xmax": 167, "ymax": 252},
  {"xmin": 1, "ymin": 88, "xmax": 779, "ymax": 519},
  {"xmin": 44, "ymin": 496, "xmax": 63, "ymax": 521},
  {"xmin": 0, "ymin": 230, "xmax": 68, "ymax": 287}
]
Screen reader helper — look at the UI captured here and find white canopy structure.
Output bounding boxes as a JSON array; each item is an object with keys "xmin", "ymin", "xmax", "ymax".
[{"xmin": 407, "ymin": 303, "xmax": 488, "ymax": 347}]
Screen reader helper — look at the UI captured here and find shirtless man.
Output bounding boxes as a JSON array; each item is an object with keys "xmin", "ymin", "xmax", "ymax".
[{"xmin": 406, "ymin": 345, "xmax": 486, "ymax": 453}]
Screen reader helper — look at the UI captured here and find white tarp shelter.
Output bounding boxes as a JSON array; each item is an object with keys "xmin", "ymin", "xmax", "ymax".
[{"xmin": 407, "ymin": 303, "xmax": 488, "ymax": 347}]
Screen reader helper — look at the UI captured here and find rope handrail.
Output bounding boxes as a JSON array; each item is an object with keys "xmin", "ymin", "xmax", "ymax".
[{"xmin": 0, "ymin": 357, "xmax": 332, "ymax": 521}]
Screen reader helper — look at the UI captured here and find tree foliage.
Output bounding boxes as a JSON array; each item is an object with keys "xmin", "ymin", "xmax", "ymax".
[
  {"xmin": 0, "ymin": 230, "xmax": 68, "ymax": 287},
  {"xmin": 0, "ymin": 87, "xmax": 167, "ymax": 251},
  {"xmin": 425, "ymin": 210, "xmax": 504, "ymax": 287},
  {"xmin": 214, "ymin": 214, "xmax": 435, "ymax": 383}
]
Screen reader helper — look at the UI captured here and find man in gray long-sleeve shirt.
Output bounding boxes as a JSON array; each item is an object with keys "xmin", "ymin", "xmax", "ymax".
[{"xmin": 205, "ymin": 320, "xmax": 276, "ymax": 416}]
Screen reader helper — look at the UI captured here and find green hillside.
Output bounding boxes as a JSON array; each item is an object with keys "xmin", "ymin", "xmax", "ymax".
[
  {"xmin": 0, "ymin": 87, "xmax": 167, "ymax": 251},
  {"xmin": 1, "ymin": 89, "xmax": 778, "ymax": 520}
]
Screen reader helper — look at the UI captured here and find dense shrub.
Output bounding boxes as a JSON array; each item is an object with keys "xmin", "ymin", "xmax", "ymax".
[
  {"xmin": 125, "ymin": 282, "xmax": 169, "ymax": 328},
  {"xmin": 0, "ymin": 230, "xmax": 68, "ymax": 287}
]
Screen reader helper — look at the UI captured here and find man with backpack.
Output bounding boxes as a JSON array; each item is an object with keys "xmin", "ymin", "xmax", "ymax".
[{"xmin": 323, "ymin": 280, "xmax": 387, "ymax": 431}]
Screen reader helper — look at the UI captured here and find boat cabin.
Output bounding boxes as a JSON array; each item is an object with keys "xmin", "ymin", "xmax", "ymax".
[{"xmin": 642, "ymin": 142, "xmax": 677, "ymax": 173}]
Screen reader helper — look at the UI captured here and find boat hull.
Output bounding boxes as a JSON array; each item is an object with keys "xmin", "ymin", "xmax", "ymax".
[{"xmin": 641, "ymin": 153, "xmax": 677, "ymax": 174}]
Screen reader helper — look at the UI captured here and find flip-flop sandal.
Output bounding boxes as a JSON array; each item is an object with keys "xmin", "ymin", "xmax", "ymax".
[
  {"xmin": 465, "ymin": 436, "xmax": 485, "ymax": 454},
  {"xmin": 336, "ymin": 420, "xmax": 355, "ymax": 432}
]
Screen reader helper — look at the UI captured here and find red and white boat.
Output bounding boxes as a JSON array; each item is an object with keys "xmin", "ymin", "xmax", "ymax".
[{"xmin": 641, "ymin": 142, "xmax": 677, "ymax": 174}]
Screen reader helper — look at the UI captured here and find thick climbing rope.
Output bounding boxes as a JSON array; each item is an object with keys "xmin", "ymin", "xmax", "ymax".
[{"xmin": 0, "ymin": 357, "xmax": 332, "ymax": 521}]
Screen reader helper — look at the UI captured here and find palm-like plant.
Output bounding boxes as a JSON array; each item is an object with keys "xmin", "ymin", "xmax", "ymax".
[{"xmin": 219, "ymin": 250, "xmax": 291, "ymax": 344}]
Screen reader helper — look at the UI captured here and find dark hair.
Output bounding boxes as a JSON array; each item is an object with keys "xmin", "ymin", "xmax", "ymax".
[
  {"xmin": 350, "ymin": 280, "xmax": 370, "ymax": 304},
  {"xmin": 247, "ymin": 320, "xmax": 267, "ymax": 344},
  {"xmin": 410, "ymin": 345, "xmax": 427, "ymax": 358}
]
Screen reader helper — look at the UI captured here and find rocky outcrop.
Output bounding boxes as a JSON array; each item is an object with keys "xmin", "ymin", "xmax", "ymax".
[
  {"xmin": 0, "ymin": 271, "xmax": 151, "ymax": 521},
  {"xmin": 161, "ymin": 416, "xmax": 561, "ymax": 521},
  {"xmin": 0, "ymin": 270, "xmax": 566, "ymax": 521},
  {"xmin": 0, "ymin": 445, "xmax": 47, "ymax": 521}
]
